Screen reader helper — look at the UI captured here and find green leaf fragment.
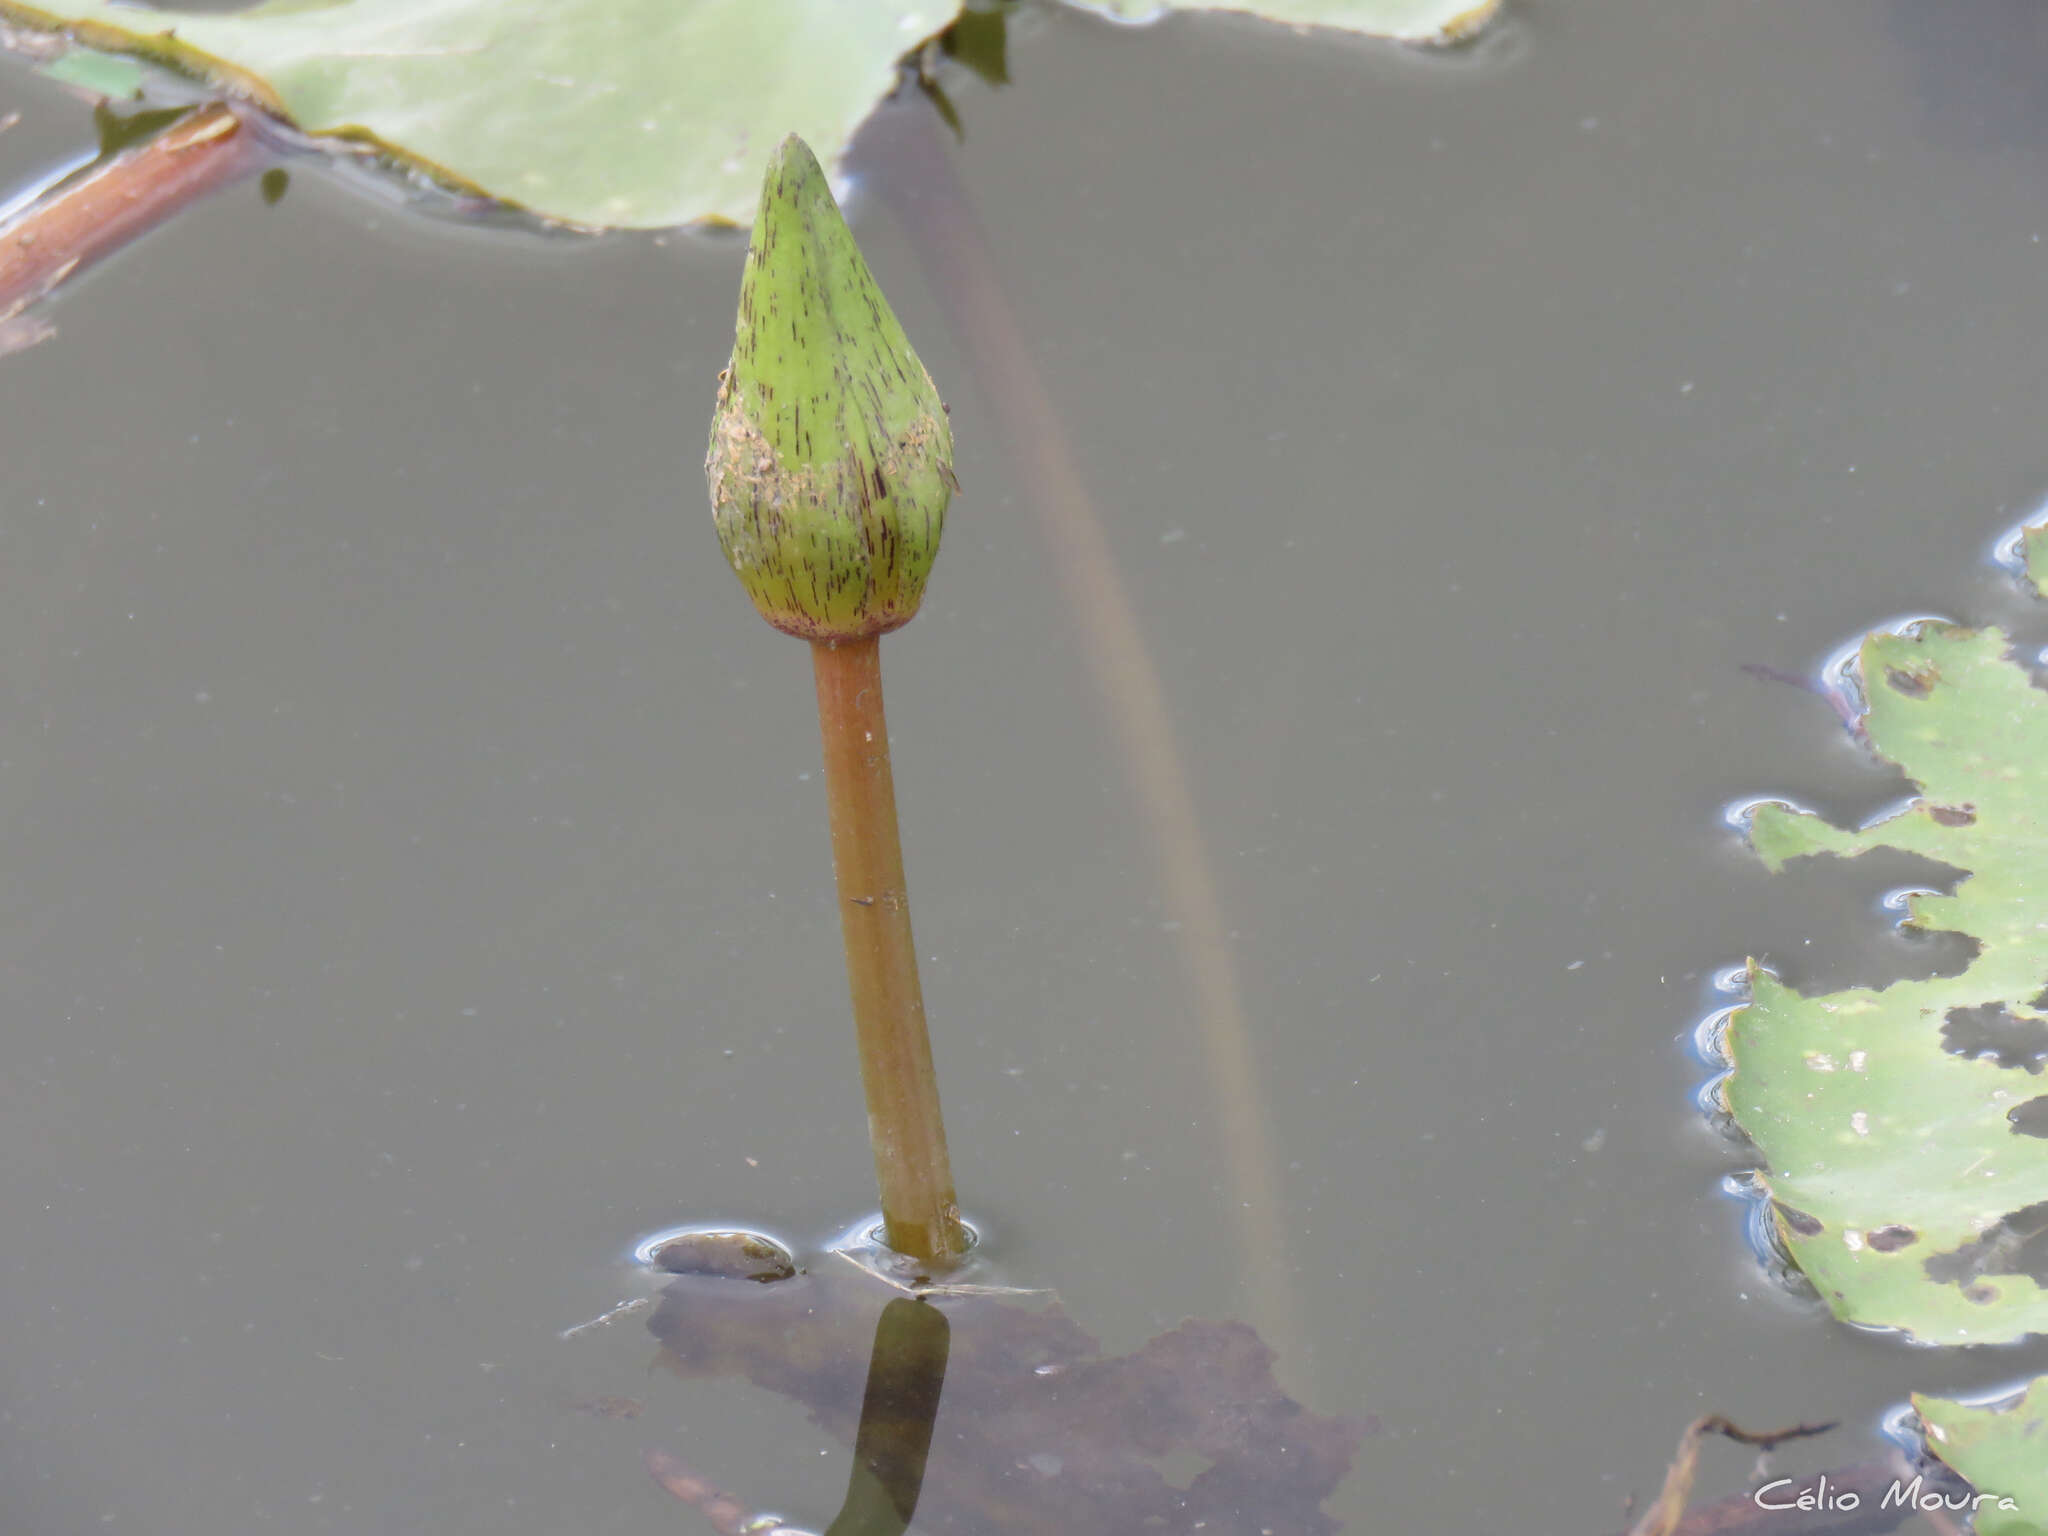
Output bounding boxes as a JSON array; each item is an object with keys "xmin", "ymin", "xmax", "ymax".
[
  {"xmin": 0, "ymin": 0, "xmax": 965, "ymax": 228},
  {"xmin": 1733, "ymin": 966, "xmax": 2048, "ymax": 1344},
  {"xmin": 1730, "ymin": 623, "xmax": 2048, "ymax": 1345},
  {"xmin": 2024, "ymin": 524, "xmax": 2048, "ymax": 598},
  {"xmin": 1915, "ymin": 1380, "xmax": 2048, "ymax": 1535},
  {"xmin": 1053, "ymin": 0, "xmax": 1500, "ymax": 44},
  {"xmin": 37, "ymin": 45, "xmax": 144, "ymax": 99}
]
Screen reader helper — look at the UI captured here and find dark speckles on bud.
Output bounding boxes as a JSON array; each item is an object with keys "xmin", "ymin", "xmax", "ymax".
[{"xmin": 705, "ymin": 133, "xmax": 956, "ymax": 641}]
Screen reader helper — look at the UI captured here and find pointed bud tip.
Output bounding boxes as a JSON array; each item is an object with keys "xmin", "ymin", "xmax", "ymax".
[{"xmin": 760, "ymin": 133, "xmax": 825, "ymax": 207}]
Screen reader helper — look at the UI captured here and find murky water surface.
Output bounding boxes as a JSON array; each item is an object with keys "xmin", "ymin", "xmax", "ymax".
[{"xmin": 8, "ymin": 2, "xmax": 2048, "ymax": 1531}]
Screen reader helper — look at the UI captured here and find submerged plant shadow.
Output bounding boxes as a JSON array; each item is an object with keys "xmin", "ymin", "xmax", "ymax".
[{"xmin": 634, "ymin": 1247, "xmax": 1366, "ymax": 1536}]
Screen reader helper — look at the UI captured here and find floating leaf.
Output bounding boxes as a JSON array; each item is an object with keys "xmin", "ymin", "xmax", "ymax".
[
  {"xmin": 0, "ymin": 0, "xmax": 965, "ymax": 228},
  {"xmin": 1731, "ymin": 621, "xmax": 2048, "ymax": 1346},
  {"xmin": 1730, "ymin": 605, "xmax": 2048, "ymax": 1506},
  {"xmin": 2026, "ymin": 525, "xmax": 2048, "ymax": 596},
  {"xmin": 1915, "ymin": 1379, "xmax": 2048, "ymax": 1535},
  {"xmin": 1053, "ymin": 0, "xmax": 1499, "ymax": 44},
  {"xmin": 0, "ymin": 0, "xmax": 1505, "ymax": 229}
]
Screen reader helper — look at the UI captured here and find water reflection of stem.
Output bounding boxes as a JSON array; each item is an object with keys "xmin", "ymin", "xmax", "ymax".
[
  {"xmin": 813, "ymin": 635, "xmax": 967, "ymax": 1271},
  {"xmin": 1626, "ymin": 1415, "xmax": 1835, "ymax": 1536},
  {"xmin": 824, "ymin": 1297, "xmax": 949, "ymax": 1536},
  {"xmin": 858, "ymin": 103, "xmax": 1305, "ymax": 1385},
  {"xmin": 0, "ymin": 101, "xmax": 262, "ymax": 323},
  {"xmin": 646, "ymin": 1294, "xmax": 951, "ymax": 1536}
]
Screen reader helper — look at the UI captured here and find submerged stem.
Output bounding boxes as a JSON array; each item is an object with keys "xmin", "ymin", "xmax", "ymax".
[{"xmin": 810, "ymin": 634, "xmax": 964, "ymax": 1269}]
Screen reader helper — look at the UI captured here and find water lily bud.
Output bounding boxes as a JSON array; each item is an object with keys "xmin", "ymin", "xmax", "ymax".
[{"xmin": 706, "ymin": 133, "xmax": 956, "ymax": 641}]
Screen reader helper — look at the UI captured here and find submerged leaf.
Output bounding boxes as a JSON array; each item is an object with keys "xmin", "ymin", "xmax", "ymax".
[
  {"xmin": 1914, "ymin": 1379, "xmax": 2048, "ymax": 1534},
  {"xmin": 0, "ymin": 0, "xmax": 964, "ymax": 228},
  {"xmin": 1054, "ymin": 0, "xmax": 1499, "ymax": 44},
  {"xmin": 1731, "ymin": 623, "xmax": 2048, "ymax": 1346},
  {"xmin": 36, "ymin": 46, "xmax": 142, "ymax": 99},
  {"xmin": 646, "ymin": 1259, "xmax": 1365, "ymax": 1535}
]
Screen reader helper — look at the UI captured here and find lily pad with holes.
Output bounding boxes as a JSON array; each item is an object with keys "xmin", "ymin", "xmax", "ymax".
[
  {"xmin": 0, "ymin": 0, "xmax": 965, "ymax": 228},
  {"xmin": 1730, "ymin": 617, "xmax": 2048, "ymax": 1347},
  {"xmin": 1915, "ymin": 1379, "xmax": 2048, "ymax": 1534}
]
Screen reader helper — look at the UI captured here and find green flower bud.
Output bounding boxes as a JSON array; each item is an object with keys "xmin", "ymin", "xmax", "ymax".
[{"xmin": 706, "ymin": 134, "xmax": 957, "ymax": 642}]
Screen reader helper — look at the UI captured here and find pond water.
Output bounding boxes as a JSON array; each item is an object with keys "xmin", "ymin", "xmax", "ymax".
[{"xmin": 7, "ymin": 2, "xmax": 2048, "ymax": 1532}]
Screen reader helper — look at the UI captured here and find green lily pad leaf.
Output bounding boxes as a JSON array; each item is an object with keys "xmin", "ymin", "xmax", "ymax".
[
  {"xmin": 1053, "ymin": 0, "xmax": 1499, "ymax": 44},
  {"xmin": 37, "ymin": 46, "xmax": 144, "ymax": 99},
  {"xmin": 0, "ymin": 0, "xmax": 964, "ymax": 228},
  {"xmin": 1915, "ymin": 1379, "xmax": 2048, "ymax": 1535},
  {"xmin": 2023, "ymin": 523, "xmax": 2048, "ymax": 596},
  {"xmin": 1729, "ymin": 622, "xmax": 2048, "ymax": 1345}
]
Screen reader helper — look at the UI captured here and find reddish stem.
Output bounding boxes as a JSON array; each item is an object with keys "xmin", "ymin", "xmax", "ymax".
[
  {"xmin": 811, "ymin": 634, "xmax": 964, "ymax": 1268},
  {"xmin": 1, "ymin": 100, "xmax": 265, "ymax": 319}
]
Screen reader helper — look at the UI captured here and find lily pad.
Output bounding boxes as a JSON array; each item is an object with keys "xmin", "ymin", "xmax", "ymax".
[
  {"xmin": 1730, "ymin": 621, "xmax": 2048, "ymax": 1345},
  {"xmin": 0, "ymin": 0, "xmax": 1509, "ymax": 228},
  {"xmin": 1055, "ymin": 0, "xmax": 1500, "ymax": 44},
  {"xmin": 0, "ymin": 0, "xmax": 965, "ymax": 228},
  {"xmin": 1915, "ymin": 1379, "xmax": 2048, "ymax": 1535}
]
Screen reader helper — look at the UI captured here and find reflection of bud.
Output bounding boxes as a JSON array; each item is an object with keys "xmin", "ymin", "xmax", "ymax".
[{"xmin": 707, "ymin": 134, "xmax": 956, "ymax": 642}]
